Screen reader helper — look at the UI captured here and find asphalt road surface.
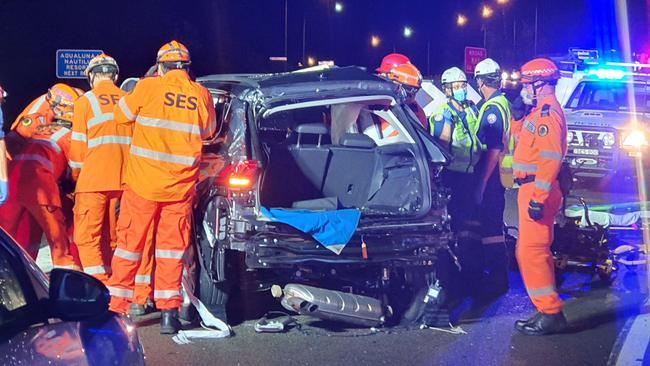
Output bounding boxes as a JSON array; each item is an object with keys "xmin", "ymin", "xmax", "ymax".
[{"xmin": 134, "ymin": 186, "xmax": 650, "ymax": 366}]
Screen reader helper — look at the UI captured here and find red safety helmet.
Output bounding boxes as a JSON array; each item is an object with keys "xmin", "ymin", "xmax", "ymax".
[
  {"xmin": 376, "ymin": 53, "xmax": 411, "ymax": 73},
  {"xmin": 387, "ymin": 63, "xmax": 422, "ymax": 88},
  {"xmin": 520, "ymin": 58, "xmax": 559, "ymax": 83}
]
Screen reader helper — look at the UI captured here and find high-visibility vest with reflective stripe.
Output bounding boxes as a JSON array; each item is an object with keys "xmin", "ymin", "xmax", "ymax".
[
  {"xmin": 8, "ymin": 126, "xmax": 71, "ymax": 207},
  {"xmin": 71, "ymin": 80, "xmax": 130, "ymax": 193},
  {"xmin": 476, "ymin": 94, "xmax": 513, "ymax": 188},
  {"xmin": 431, "ymin": 102, "xmax": 482, "ymax": 173},
  {"xmin": 113, "ymin": 69, "xmax": 217, "ymax": 202}
]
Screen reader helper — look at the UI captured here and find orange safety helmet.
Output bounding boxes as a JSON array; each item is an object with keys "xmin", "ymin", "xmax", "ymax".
[
  {"xmin": 520, "ymin": 58, "xmax": 560, "ymax": 83},
  {"xmin": 376, "ymin": 53, "xmax": 411, "ymax": 73},
  {"xmin": 85, "ymin": 53, "xmax": 119, "ymax": 77},
  {"xmin": 387, "ymin": 63, "xmax": 422, "ymax": 88},
  {"xmin": 156, "ymin": 40, "xmax": 191, "ymax": 64},
  {"xmin": 46, "ymin": 83, "xmax": 81, "ymax": 122}
]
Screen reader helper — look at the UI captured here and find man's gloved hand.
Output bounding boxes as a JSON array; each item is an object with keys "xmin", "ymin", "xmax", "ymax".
[
  {"xmin": 528, "ymin": 200, "xmax": 544, "ymax": 221},
  {"xmin": 0, "ymin": 180, "xmax": 8, "ymax": 205}
]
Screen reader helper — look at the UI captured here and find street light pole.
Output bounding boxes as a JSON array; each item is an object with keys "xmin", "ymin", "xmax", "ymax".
[
  {"xmin": 284, "ymin": 0, "xmax": 288, "ymax": 70},
  {"xmin": 302, "ymin": 14, "xmax": 306, "ymax": 65}
]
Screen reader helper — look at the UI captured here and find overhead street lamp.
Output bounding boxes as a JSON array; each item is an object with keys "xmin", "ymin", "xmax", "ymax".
[
  {"xmin": 482, "ymin": 5, "xmax": 494, "ymax": 19},
  {"xmin": 334, "ymin": 2, "xmax": 343, "ymax": 13},
  {"xmin": 457, "ymin": 14, "xmax": 468, "ymax": 27},
  {"xmin": 403, "ymin": 26, "xmax": 413, "ymax": 38},
  {"xmin": 496, "ymin": 0, "xmax": 510, "ymax": 4},
  {"xmin": 371, "ymin": 35, "xmax": 381, "ymax": 48}
]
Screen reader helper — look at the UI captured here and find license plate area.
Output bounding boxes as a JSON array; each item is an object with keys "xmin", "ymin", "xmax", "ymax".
[{"xmin": 573, "ymin": 148, "xmax": 599, "ymax": 156}]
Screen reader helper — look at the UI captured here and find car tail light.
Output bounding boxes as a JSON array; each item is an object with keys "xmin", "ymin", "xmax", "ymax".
[{"xmin": 219, "ymin": 160, "xmax": 260, "ymax": 190}]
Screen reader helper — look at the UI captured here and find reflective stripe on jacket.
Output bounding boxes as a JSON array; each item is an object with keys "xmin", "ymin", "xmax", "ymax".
[
  {"xmin": 113, "ymin": 69, "xmax": 217, "ymax": 201},
  {"xmin": 71, "ymin": 80, "xmax": 130, "ymax": 192},
  {"xmin": 512, "ymin": 96, "xmax": 567, "ymax": 203},
  {"xmin": 8, "ymin": 126, "xmax": 71, "ymax": 207}
]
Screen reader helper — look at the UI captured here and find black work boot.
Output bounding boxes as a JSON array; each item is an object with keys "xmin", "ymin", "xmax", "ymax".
[
  {"xmin": 160, "ymin": 309, "xmax": 183, "ymax": 334},
  {"xmin": 129, "ymin": 304, "xmax": 146, "ymax": 316},
  {"xmin": 514, "ymin": 312, "xmax": 541, "ymax": 329},
  {"xmin": 514, "ymin": 312, "xmax": 568, "ymax": 336}
]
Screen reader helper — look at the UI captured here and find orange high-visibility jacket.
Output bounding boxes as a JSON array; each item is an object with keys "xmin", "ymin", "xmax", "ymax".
[
  {"xmin": 113, "ymin": 69, "xmax": 216, "ymax": 202},
  {"xmin": 9, "ymin": 125, "xmax": 72, "ymax": 207},
  {"xmin": 512, "ymin": 96, "xmax": 567, "ymax": 203},
  {"xmin": 70, "ymin": 80, "xmax": 130, "ymax": 191},
  {"xmin": 11, "ymin": 94, "xmax": 50, "ymax": 131}
]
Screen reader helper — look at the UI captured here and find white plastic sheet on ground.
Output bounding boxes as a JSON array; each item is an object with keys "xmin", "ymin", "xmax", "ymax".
[
  {"xmin": 564, "ymin": 207, "xmax": 650, "ymax": 228},
  {"xmin": 172, "ymin": 276, "xmax": 232, "ymax": 344}
]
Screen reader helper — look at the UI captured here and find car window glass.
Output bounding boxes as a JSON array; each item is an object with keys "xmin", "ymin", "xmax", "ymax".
[
  {"xmin": 0, "ymin": 253, "xmax": 28, "ymax": 325},
  {"xmin": 568, "ymin": 81, "xmax": 650, "ymax": 112}
]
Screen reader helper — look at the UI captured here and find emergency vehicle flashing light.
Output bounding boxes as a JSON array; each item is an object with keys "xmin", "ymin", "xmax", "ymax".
[{"xmin": 587, "ymin": 68, "xmax": 626, "ymax": 80}]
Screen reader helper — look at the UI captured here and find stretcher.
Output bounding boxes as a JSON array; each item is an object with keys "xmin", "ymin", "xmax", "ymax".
[
  {"xmin": 505, "ymin": 194, "xmax": 648, "ymax": 284},
  {"xmin": 562, "ymin": 198, "xmax": 648, "ymax": 274}
]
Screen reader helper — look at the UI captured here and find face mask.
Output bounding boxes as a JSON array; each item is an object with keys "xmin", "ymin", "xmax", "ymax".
[
  {"xmin": 453, "ymin": 89, "xmax": 467, "ymax": 103},
  {"xmin": 520, "ymin": 87, "xmax": 535, "ymax": 106}
]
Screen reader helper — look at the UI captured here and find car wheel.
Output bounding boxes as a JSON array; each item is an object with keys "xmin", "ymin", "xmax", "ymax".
[{"xmin": 196, "ymin": 195, "xmax": 232, "ymax": 322}]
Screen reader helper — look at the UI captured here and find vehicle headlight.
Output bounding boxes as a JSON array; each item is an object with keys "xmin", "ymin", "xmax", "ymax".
[
  {"xmin": 567, "ymin": 130, "xmax": 574, "ymax": 143},
  {"xmin": 602, "ymin": 132, "xmax": 615, "ymax": 147},
  {"xmin": 621, "ymin": 129, "xmax": 649, "ymax": 149}
]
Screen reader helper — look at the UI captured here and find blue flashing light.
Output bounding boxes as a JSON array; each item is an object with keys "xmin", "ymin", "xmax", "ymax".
[{"xmin": 588, "ymin": 68, "xmax": 626, "ymax": 80}]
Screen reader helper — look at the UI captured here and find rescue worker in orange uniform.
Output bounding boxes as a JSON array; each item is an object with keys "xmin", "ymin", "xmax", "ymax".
[
  {"xmin": 512, "ymin": 58, "xmax": 568, "ymax": 335},
  {"xmin": 70, "ymin": 54, "xmax": 130, "ymax": 283},
  {"xmin": 0, "ymin": 109, "xmax": 81, "ymax": 269},
  {"xmin": 8, "ymin": 85, "xmax": 82, "ymax": 261},
  {"xmin": 107, "ymin": 40, "xmax": 217, "ymax": 334},
  {"xmin": 6, "ymin": 84, "xmax": 80, "ymax": 157}
]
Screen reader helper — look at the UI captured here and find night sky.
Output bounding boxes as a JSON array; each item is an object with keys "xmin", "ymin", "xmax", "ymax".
[{"xmin": 1, "ymin": 0, "xmax": 648, "ymax": 125}]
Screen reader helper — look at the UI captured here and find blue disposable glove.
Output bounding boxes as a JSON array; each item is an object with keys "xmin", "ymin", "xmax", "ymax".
[
  {"xmin": 528, "ymin": 200, "xmax": 544, "ymax": 221},
  {"xmin": 0, "ymin": 180, "xmax": 7, "ymax": 205}
]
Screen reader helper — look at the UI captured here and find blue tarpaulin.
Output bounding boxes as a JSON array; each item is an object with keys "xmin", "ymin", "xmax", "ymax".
[{"xmin": 260, "ymin": 207, "xmax": 361, "ymax": 255}]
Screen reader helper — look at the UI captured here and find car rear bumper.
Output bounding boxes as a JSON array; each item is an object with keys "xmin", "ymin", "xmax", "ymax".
[{"xmin": 243, "ymin": 218, "xmax": 452, "ymax": 269}]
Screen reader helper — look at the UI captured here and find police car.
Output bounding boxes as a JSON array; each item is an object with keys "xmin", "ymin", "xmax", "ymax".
[{"xmin": 554, "ymin": 49, "xmax": 650, "ymax": 185}]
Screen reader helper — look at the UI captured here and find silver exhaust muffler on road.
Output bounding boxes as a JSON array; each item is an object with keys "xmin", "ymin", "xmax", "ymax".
[{"xmin": 271, "ymin": 283, "xmax": 389, "ymax": 327}]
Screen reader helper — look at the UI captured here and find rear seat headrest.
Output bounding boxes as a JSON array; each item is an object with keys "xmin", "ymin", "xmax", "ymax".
[
  {"xmin": 295, "ymin": 123, "xmax": 329, "ymax": 135},
  {"xmin": 339, "ymin": 133, "xmax": 376, "ymax": 149}
]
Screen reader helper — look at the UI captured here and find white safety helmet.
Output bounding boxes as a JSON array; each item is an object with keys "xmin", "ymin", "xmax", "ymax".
[
  {"xmin": 441, "ymin": 67, "xmax": 467, "ymax": 85},
  {"xmin": 474, "ymin": 58, "xmax": 501, "ymax": 78}
]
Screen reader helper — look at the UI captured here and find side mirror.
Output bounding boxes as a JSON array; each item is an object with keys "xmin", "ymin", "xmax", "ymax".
[{"xmin": 48, "ymin": 269, "xmax": 110, "ymax": 321}]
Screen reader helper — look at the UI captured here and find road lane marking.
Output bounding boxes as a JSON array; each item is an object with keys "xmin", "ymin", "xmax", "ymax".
[{"xmin": 609, "ymin": 312, "xmax": 650, "ymax": 366}]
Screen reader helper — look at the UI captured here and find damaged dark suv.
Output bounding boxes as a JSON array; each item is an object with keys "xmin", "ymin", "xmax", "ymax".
[{"xmin": 194, "ymin": 66, "xmax": 454, "ymax": 325}]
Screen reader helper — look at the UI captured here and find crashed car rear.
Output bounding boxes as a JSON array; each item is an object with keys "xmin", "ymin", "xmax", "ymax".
[{"xmin": 194, "ymin": 66, "xmax": 454, "ymax": 326}]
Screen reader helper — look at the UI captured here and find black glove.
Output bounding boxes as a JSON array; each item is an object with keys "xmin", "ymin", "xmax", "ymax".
[{"xmin": 528, "ymin": 200, "xmax": 544, "ymax": 221}]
